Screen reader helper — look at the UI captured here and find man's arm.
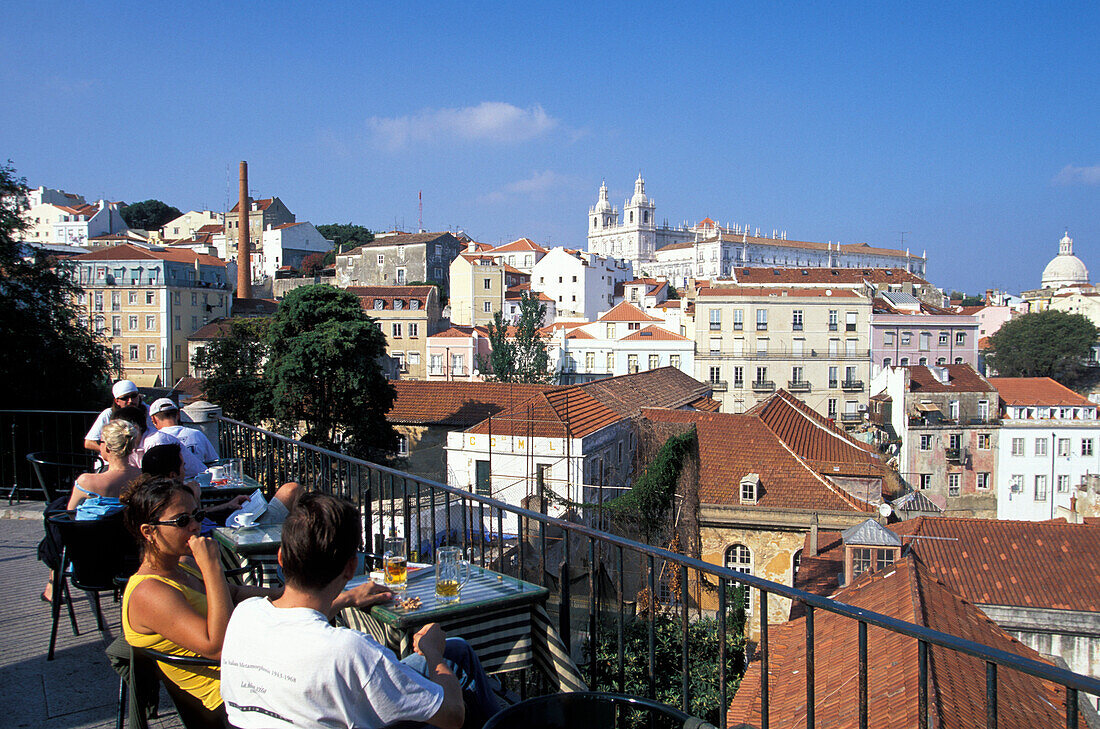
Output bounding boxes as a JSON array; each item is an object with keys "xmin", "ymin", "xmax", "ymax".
[
  {"xmin": 414, "ymin": 624, "xmax": 465, "ymax": 729},
  {"xmin": 83, "ymin": 439, "xmax": 101, "ymax": 453}
]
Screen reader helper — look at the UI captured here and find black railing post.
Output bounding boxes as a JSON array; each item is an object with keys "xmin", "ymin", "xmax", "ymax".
[
  {"xmin": 719, "ymin": 577, "xmax": 728, "ymax": 729},
  {"xmin": 617, "ymin": 545, "xmax": 625, "ymax": 694},
  {"xmin": 986, "ymin": 660, "xmax": 997, "ymax": 729},
  {"xmin": 588, "ymin": 538, "xmax": 597, "ymax": 689},
  {"xmin": 647, "ymin": 554, "xmax": 656, "ymax": 700},
  {"xmin": 805, "ymin": 604, "xmax": 815, "ymax": 729},
  {"xmin": 760, "ymin": 590, "xmax": 769, "ymax": 729},
  {"xmin": 681, "ymin": 563, "xmax": 689, "ymax": 713},
  {"xmin": 1066, "ymin": 687, "xmax": 1078, "ymax": 729},
  {"xmin": 559, "ymin": 528, "xmax": 571, "ymax": 654},
  {"xmin": 918, "ymin": 640, "xmax": 929, "ymax": 728},
  {"xmin": 858, "ymin": 620, "xmax": 868, "ymax": 729}
]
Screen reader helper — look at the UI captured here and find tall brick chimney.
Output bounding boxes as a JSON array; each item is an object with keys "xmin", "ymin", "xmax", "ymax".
[{"xmin": 236, "ymin": 161, "xmax": 252, "ymax": 299}]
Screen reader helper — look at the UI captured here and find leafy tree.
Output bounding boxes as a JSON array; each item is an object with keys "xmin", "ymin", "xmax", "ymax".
[
  {"xmin": 316, "ymin": 223, "xmax": 373, "ymax": 253},
  {"xmin": 985, "ymin": 310, "xmax": 1099, "ymax": 386},
  {"xmin": 120, "ymin": 199, "xmax": 182, "ymax": 231},
  {"xmin": 192, "ymin": 317, "xmax": 271, "ymax": 423},
  {"xmin": 611, "ymin": 429, "xmax": 696, "ymax": 544},
  {"xmin": 0, "ymin": 161, "xmax": 116, "ymax": 409},
  {"xmin": 299, "ymin": 252, "xmax": 326, "ymax": 276},
  {"xmin": 949, "ymin": 290, "xmax": 983, "ymax": 306},
  {"xmin": 590, "ymin": 584, "xmax": 746, "ymax": 726},
  {"xmin": 665, "ymin": 283, "xmax": 680, "ymax": 300},
  {"xmin": 478, "ymin": 292, "xmax": 552, "ymax": 383},
  {"xmin": 265, "ymin": 285, "xmax": 396, "ymax": 458}
]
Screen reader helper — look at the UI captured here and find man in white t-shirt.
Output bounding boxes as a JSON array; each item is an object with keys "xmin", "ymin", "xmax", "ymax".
[
  {"xmin": 148, "ymin": 397, "xmax": 217, "ymax": 478},
  {"xmin": 83, "ymin": 379, "xmax": 155, "ymax": 453},
  {"xmin": 221, "ymin": 493, "xmax": 499, "ymax": 729}
]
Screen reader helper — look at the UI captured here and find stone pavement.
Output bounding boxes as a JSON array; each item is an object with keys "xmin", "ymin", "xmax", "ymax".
[{"xmin": 0, "ymin": 504, "xmax": 182, "ymax": 728}]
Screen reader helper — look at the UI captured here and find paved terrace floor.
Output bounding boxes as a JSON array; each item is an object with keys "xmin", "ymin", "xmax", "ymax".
[{"xmin": 0, "ymin": 503, "xmax": 182, "ymax": 729}]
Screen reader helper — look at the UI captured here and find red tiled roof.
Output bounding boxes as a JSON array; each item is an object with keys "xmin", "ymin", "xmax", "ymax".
[
  {"xmin": 800, "ymin": 517, "xmax": 1100, "ymax": 613},
  {"xmin": 490, "ymin": 237, "xmax": 547, "ymax": 254},
  {"xmin": 75, "ymin": 243, "xmax": 226, "ymax": 267},
  {"xmin": 187, "ymin": 318, "xmax": 234, "ymax": 340},
  {"xmin": 597, "ymin": 302, "xmax": 663, "ymax": 322},
  {"xmin": 272, "ymin": 222, "xmax": 303, "ymax": 230},
  {"xmin": 564, "ymin": 329, "xmax": 595, "ymax": 339},
  {"xmin": 729, "ymin": 267, "xmax": 930, "ymax": 286},
  {"xmin": 731, "ymin": 556, "xmax": 1076, "ymax": 729},
  {"xmin": 346, "ymin": 285, "xmax": 435, "ymax": 310},
  {"xmin": 907, "ymin": 364, "xmax": 996, "ymax": 394},
  {"xmin": 231, "ymin": 298, "xmax": 277, "ymax": 316},
  {"xmin": 620, "ymin": 324, "xmax": 688, "ymax": 341},
  {"xmin": 696, "ymin": 217, "xmax": 717, "ymax": 228},
  {"xmin": 641, "ymin": 408, "xmax": 869, "ymax": 512},
  {"xmin": 688, "ymin": 396, "xmax": 721, "ymax": 412},
  {"xmin": 341, "ymin": 231, "xmax": 459, "ymax": 254},
  {"xmin": 196, "ymin": 224, "xmax": 223, "ymax": 234},
  {"xmin": 469, "ymin": 368, "xmax": 710, "ymax": 438},
  {"xmin": 747, "ymin": 390, "xmax": 885, "ymax": 476},
  {"xmin": 429, "ymin": 325, "xmax": 489, "ymax": 338},
  {"xmin": 989, "ymin": 377, "xmax": 1094, "ymax": 407},
  {"xmin": 698, "ymin": 285, "xmax": 862, "ymax": 299},
  {"xmin": 228, "ymin": 198, "xmax": 276, "ymax": 213},
  {"xmin": 388, "ymin": 381, "xmax": 556, "ymax": 426}
]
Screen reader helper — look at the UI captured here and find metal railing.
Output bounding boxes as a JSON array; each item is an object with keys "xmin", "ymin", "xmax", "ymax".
[
  {"xmin": 0, "ymin": 409, "xmax": 99, "ymax": 502},
  {"xmin": 214, "ymin": 414, "xmax": 1100, "ymax": 728}
]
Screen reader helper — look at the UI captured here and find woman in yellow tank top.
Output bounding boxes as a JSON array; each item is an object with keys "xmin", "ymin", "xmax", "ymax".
[{"xmin": 120, "ymin": 475, "xmax": 279, "ymax": 722}]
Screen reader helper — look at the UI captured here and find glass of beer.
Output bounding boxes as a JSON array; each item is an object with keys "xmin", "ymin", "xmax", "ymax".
[
  {"xmin": 383, "ymin": 536, "xmax": 407, "ymax": 593},
  {"xmin": 435, "ymin": 546, "xmax": 470, "ymax": 604}
]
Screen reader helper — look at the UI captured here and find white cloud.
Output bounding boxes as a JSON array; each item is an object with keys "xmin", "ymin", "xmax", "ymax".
[
  {"xmin": 1053, "ymin": 164, "xmax": 1100, "ymax": 186},
  {"xmin": 478, "ymin": 170, "xmax": 577, "ymax": 204},
  {"xmin": 366, "ymin": 102, "xmax": 558, "ymax": 151}
]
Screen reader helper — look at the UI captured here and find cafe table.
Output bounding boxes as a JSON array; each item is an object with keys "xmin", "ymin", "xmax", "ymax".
[
  {"xmin": 194, "ymin": 470, "xmax": 263, "ymax": 507},
  {"xmin": 212, "ymin": 523, "xmax": 282, "ymax": 587},
  {"xmin": 340, "ymin": 564, "xmax": 587, "ymax": 693}
]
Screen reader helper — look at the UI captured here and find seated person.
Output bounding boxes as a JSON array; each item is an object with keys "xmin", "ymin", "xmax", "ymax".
[
  {"xmin": 40, "ymin": 419, "xmax": 143, "ymax": 603},
  {"xmin": 113, "ymin": 404, "xmax": 184, "ymax": 469},
  {"xmin": 220, "ymin": 492, "xmax": 501, "ymax": 729},
  {"xmin": 141, "ymin": 443, "xmax": 303, "ymax": 530},
  {"xmin": 148, "ymin": 398, "xmax": 217, "ymax": 478},
  {"xmin": 121, "ymin": 478, "xmax": 391, "ymax": 723},
  {"xmin": 83, "ymin": 379, "xmax": 155, "ymax": 454}
]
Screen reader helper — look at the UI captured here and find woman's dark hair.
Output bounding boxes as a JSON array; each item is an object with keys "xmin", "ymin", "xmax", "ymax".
[
  {"xmin": 112, "ymin": 405, "xmax": 147, "ymax": 437},
  {"xmin": 142, "ymin": 442, "xmax": 183, "ymax": 477},
  {"xmin": 280, "ymin": 492, "xmax": 361, "ymax": 591},
  {"xmin": 121, "ymin": 475, "xmax": 194, "ymax": 557}
]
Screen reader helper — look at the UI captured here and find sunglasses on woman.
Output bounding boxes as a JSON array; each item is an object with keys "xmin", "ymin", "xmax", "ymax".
[{"xmin": 149, "ymin": 509, "xmax": 207, "ymax": 528}]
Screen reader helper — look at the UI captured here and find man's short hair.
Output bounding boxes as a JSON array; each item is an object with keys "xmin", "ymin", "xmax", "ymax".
[
  {"xmin": 112, "ymin": 405, "xmax": 148, "ymax": 436},
  {"xmin": 142, "ymin": 442, "xmax": 183, "ymax": 477},
  {"xmin": 280, "ymin": 492, "xmax": 361, "ymax": 591}
]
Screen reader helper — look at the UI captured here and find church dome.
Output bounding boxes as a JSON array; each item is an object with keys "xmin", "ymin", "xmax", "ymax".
[{"xmin": 1041, "ymin": 232, "xmax": 1089, "ymax": 289}]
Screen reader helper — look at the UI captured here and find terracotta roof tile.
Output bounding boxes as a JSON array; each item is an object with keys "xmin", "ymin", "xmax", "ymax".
[
  {"xmin": 597, "ymin": 302, "xmax": 664, "ymax": 322},
  {"xmin": 731, "ymin": 556, "xmax": 1077, "ymax": 728},
  {"xmin": 388, "ymin": 381, "xmax": 556, "ymax": 426},
  {"xmin": 698, "ymin": 285, "xmax": 862, "ymax": 299},
  {"xmin": 641, "ymin": 408, "xmax": 869, "ymax": 512},
  {"xmin": 228, "ymin": 197, "xmax": 276, "ymax": 212},
  {"xmin": 989, "ymin": 377, "xmax": 1094, "ymax": 407},
  {"xmin": 341, "ymin": 231, "xmax": 460, "ymax": 254},
  {"xmin": 429, "ymin": 325, "xmax": 489, "ymax": 338},
  {"xmin": 187, "ymin": 318, "xmax": 234, "ymax": 340},
  {"xmin": 347, "ymin": 285, "xmax": 436, "ymax": 310},
  {"xmin": 75, "ymin": 243, "xmax": 226, "ymax": 267},
  {"xmin": 729, "ymin": 267, "xmax": 930, "ymax": 286},
  {"xmin": 906, "ymin": 364, "xmax": 996, "ymax": 394},
  {"xmin": 564, "ymin": 329, "xmax": 595, "ymax": 339},
  {"xmin": 620, "ymin": 324, "xmax": 688, "ymax": 341},
  {"xmin": 489, "ymin": 237, "xmax": 548, "ymax": 254}
]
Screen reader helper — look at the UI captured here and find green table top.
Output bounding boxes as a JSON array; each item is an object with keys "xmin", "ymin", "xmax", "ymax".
[
  {"xmin": 195, "ymin": 471, "xmax": 263, "ymax": 494},
  {"xmin": 354, "ymin": 564, "xmax": 549, "ymax": 629},
  {"xmin": 212, "ymin": 523, "xmax": 282, "ymax": 556}
]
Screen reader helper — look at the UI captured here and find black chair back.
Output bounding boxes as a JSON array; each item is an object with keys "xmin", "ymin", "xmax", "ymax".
[
  {"xmin": 133, "ymin": 647, "xmax": 230, "ymax": 729},
  {"xmin": 27, "ymin": 451, "xmax": 99, "ymax": 502},
  {"xmin": 51, "ymin": 510, "xmax": 139, "ymax": 591}
]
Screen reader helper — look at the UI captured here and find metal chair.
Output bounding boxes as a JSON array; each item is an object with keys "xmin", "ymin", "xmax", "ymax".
[
  {"xmin": 47, "ymin": 510, "xmax": 139, "ymax": 660},
  {"xmin": 482, "ymin": 691, "xmax": 716, "ymax": 729},
  {"xmin": 26, "ymin": 451, "xmax": 99, "ymax": 502}
]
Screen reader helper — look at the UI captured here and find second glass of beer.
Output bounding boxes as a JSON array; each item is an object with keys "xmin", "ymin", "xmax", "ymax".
[{"xmin": 383, "ymin": 535, "xmax": 407, "ymax": 592}]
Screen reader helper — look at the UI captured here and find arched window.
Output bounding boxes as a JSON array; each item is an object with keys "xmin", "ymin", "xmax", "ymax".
[
  {"xmin": 724, "ymin": 544, "xmax": 753, "ymax": 613},
  {"xmin": 629, "ymin": 211, "xmax": 634, "ymax": 223},
  {"xmin": 643, "ymin": 211, "xmax": 649, "ymax": 223},
  {"xmin": 792, "ymin": 549, "xmax": 803, "ymax": 584}
]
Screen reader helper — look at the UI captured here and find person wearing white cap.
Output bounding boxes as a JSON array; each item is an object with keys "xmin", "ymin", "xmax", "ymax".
[
  {"xmin": 83, "ymin": 380, "xmax": 156, "ymax": 453},
  {"xmin": 149, "ymin": 398, "xmax": 218, "ymax": 478}
]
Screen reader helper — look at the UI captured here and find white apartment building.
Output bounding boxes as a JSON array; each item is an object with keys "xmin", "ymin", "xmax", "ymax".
[
  {"xmin": 694, "ymin": 285, "xmax": 873, "ymax": 420},
  {"xmin": 159, "ymin": 210, "xmax": 224, "ymax": 241},
  {"xmin": 484, "ymin": 237, "xmax": 547, "ymax": 274},
  {"xmin": 990, "ymin": 377, "xmax": 1100, "ymax": 521},
  {"xmin": 586, "ymin": 176, "xmax": 927, "ymax": 281},
  {"xmin": 530, "ymin": 247, "xmax": 631, "ymax": 321},
  {"xmin": 19, "ymin": 198, "xmax": 128, "ymax": 246},
  {"xmin": 546, "ymin": 302, "xmax": 695, "ymax": 384},
  {"xmin": 257, "ymin": 222, "xmax": 334, "ymax": 280}
]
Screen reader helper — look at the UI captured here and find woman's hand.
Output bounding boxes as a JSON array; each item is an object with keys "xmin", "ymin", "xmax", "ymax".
[{"xmin": 187, "ymin": 535, "xmax": 223, "ymax": 575}]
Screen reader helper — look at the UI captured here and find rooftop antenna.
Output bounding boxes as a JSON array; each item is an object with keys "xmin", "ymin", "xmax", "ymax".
[
  {"xmin": 418, "ymin": 190, "xmax": 423, "ymax": 233},
  {"xmin": 899, "ymin": 231, "xmax": 909, "ymax": 247}
]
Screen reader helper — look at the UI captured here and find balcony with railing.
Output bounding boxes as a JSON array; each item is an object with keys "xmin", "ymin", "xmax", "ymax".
[
  {"xmin": 841, "ymin": 379, "xmax": 864, "ymax": 392},
  {"xmin": 709, "ymin": 380, "xmax": 728, "ymax": 392},
  {"xmin": 840, "ymin": 412, "xmax": 863, "ymax": 424},
  {"xmin": 3, "ymin": 409, "xmax": 1099, "ymax": 729},
  {"xmin": 751, "ymin": 380, "xmax": 775, "ymax": 392},
  {"xmin": 787, "ymin": 380, "xmax": 811, "ymax": 392}
]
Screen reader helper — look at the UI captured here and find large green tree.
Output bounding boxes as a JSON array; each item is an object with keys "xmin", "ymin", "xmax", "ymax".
[
  {"xmin": 0, "ymin": 162, "xmax": 116, "ymax": 409},
  {"xmin": 191, "ymin": 317, "xmax": 271, "ymax": 424},
  {"xmin": 120, "ymin": 199, "xmax": 182, "ymax": 231},
  {"xmin": 265, "ymin": 285, "xmax": 396, "ymax": 457},
  {"xmin": 316, "ymin": 223, "xmax": 373, "ymax": 252},
  {"xmin": 985, "ymin": 310, "xmax": 1099, "ymax": 386},
  {"xmin": 479, "ymin": 292, "xmax": 553, "ymax": 383}
]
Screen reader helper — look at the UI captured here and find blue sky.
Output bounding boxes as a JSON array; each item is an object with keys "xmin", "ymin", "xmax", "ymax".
[{"xmin": 3, "ymin": 2, "xmax": 1098, "ymax": 294}]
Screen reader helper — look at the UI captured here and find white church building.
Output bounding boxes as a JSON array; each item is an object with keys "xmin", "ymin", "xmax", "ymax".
[{"xmin": 587, "ymin": 176, "xmax": 927, "ymax": 283}]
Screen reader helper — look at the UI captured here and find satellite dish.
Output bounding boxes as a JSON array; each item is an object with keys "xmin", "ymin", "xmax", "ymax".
[{"xmin": 878, "ymin": 503, "xmax": 894, "ymax": 518}]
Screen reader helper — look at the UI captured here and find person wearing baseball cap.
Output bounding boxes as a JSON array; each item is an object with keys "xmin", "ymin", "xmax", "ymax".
[
  {"xmin": 149, "ymin": 398, "xmax": 218, "ymax": 478},
  {"xmin": 83, "ymin": 380, "xmax": 155, "ymax": 453}
]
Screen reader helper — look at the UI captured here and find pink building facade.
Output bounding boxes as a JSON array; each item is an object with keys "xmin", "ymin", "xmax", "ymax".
[{"xmin": 426, "ymin": 325, "xmax": 492, "ymax": 381}]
